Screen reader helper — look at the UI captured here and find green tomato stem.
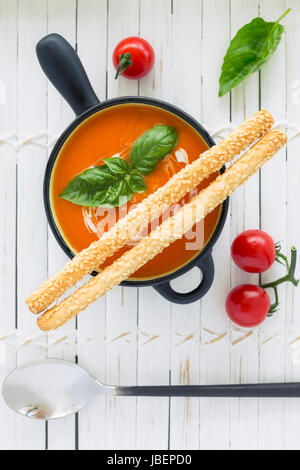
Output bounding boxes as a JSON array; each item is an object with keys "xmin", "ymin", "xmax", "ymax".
[
  {"xmin": 115, "ymin": 52, "xmax": 132, "ymax": 79},
  {"xmin": 260, "ymin": 246, "xmax": 299, "ymax": 315},
  {"xmin": 268, "ymin": 286, "xmax": 279, "ymax": 316},
  {"xmin": 261, "ymin": 246, "xmax": 299, "ymax": 289}
]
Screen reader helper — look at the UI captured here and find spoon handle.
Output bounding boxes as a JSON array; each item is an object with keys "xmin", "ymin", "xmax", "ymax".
[{"xmin": 115, "ymin": 383, "xmax": 300, "ymax": 397}]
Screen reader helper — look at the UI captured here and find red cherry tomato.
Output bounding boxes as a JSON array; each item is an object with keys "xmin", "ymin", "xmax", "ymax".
[
  {"xmin": 112, "ymin": 37, "xmax": 155, "ymax": 80},
  {"xmin": 231, "ymin": 229, "xmax": 276, "ymax": 273},
  {"xmin": 226, "ymin": 284, "xmax": 270, "ymax": 327}
]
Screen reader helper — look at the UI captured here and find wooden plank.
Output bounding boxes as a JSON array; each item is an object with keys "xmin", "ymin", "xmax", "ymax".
[
  {"xmin": 136, "ymin": 0, "xmax": 173, "ymax": 450},
  {"xmin": 258, "ymin": 0, "xmax": 287, "ymax": 451},
  {"xmin": 107, "ymin": 0, "xmax": 140, "ymax": 98},
  {"xmin": 76, "ymin": 0, "xmax": 108, "ymax": 451},
  {"xmin": 15, "ymin": 0, "xmax": 48, "ymax": 450},
  {"xmin": 46, "ymin": 0, "xmax": 77, "ymax": 451},
  {"xmin": 282, "ymin": 0, "xmax": 300, "ymax": 450},
  {"xmin": 229, "ymin": 0, "xmax": 260, "ymax": 450},
  {"xmin": 200, "ymin": 0, "xmax": 231, "ymax": 450},
  {"xmin": 105, "ymin": 0, "xmax": 140, "ymax": 450},
  {"xmin": 0, "ymin": 0, "xmax": 18, "ymax": 451},
  {"xmin": 168, "ymin": 0, "xmax": 202, "ymax": 450}
]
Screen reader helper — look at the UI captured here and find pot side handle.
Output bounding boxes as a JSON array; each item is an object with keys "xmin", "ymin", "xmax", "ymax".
[
  {"xmin": 36, "ymin": 33, "xmax": 100, "ymax": 116},
  {"xmin": 154, "ymin": 251, "xmax": 215, "ymax": 304}
]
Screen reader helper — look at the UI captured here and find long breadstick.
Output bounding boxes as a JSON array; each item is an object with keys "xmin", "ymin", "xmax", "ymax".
[
  {"xmin": 27, "ymin": 109, "xmax": 274, "ymax": 314},
  {"xmin": 37, "ymin": 128, "xmax": 287, "ymax": 331}
]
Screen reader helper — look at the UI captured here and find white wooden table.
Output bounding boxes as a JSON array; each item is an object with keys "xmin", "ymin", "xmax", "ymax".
[{"xmin": 0, "ymin": 0, "xmax": 300, "ymax": 450}]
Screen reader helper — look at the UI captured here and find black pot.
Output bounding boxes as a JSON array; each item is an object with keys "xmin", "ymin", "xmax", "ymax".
[{"xmin": 37, "ymin": 33, "xmax": 229, "ymax": 305}]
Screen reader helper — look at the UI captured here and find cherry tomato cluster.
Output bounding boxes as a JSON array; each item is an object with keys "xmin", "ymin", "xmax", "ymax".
[{"xmin": 226, "ymin": 230, "xmax": 298, "ymax": 328}]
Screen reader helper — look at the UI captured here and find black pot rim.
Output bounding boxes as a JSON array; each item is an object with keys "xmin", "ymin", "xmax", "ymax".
[{"xmin": 44, "ymin": 96, "xmax": 229, "ymax": 287}]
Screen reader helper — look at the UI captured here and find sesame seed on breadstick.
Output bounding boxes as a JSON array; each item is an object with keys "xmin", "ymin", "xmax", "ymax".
[
  {"xmin": 37, "ymin": 128, "xmax": 287, "ymax": 331},
  {"xmin": 27, "ymin": 109, "xmax": 274, "ymax": 314}
]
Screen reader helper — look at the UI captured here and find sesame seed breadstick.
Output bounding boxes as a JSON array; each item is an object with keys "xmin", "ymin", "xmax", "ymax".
[
  {"xmin": 27, "ymin": 109, "xmax": 274, "ymax": 314},
  {"xmin": 37, "ymin": 128, "xmax": 286, "ymax": 331}
]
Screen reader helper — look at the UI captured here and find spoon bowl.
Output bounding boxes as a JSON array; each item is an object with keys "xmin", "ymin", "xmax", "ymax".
[{"xmin": 2, "ymin": 359, "xmax": 109, "ymax": 420}]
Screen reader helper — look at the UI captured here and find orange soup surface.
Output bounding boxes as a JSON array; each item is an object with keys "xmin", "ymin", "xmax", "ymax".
[{"xmin": 51, "ymin": 103, "xmax": 222, "ymax": 280}]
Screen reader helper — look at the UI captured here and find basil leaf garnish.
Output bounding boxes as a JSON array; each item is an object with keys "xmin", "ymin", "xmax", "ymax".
[
  {"xmin": 103, "ymin": 157, "xmax": 131, "ymax": 176},
  {"xmin": 60, "ymin": 166, "xmax": 116, "ymax": 207},
  {"xmin": 125, "ymin": 170, "xmax": 147, "ymax": 193},
  {"xmin": 219, "ymin": 8, "xmax": 290, "ymax": 97},
  {"xmin": 102, "ymin": 180, "xmax": 133, "ymax": 208},
  {"xmin": 130, "ymin": 125, "xmax": 178, "ymax": 174},
  {"xmin": 60, "ymin": 124, "xmax": 178, "ymax": 208}
]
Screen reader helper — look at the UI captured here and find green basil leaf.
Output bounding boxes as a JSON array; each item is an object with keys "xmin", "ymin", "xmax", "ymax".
[
  {"xmin": 219, "ymin": 8, "xmax": 290, "ymax": 97},
  {"xmin": 60, "ymin": 161, "xmax": 134, "ymax": 208},
  {"xmin": 60, "ymin": 166, "xmax": 116, "ymax": 207},
  {"xmin": 125, "ymin": 170, "xmax": 147, "ymax": 193},
  {"xmin": 130, "ymin": 124, "xmax": 178, "ymax": 175},
  {"xmin": 103, "ymin": 157, "xmax": 131, "ymax": 176},
  {"xmin": 100, "ymin": 180, "xmax": 133, "ymax": 208}
]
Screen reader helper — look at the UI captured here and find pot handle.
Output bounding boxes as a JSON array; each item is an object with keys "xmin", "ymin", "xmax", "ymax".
[
  {"xmin": 154, "ymin": 251, "xmax": 215, "ymax": 304},
  {"xmin": 36, "ymin": 33, "xmax": 100, "ymax": 116}
]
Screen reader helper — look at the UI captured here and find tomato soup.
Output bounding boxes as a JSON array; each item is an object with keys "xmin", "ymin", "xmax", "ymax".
[{"xmin": 50, "ymin": 103, "xmax": 221, "ymax": 280}]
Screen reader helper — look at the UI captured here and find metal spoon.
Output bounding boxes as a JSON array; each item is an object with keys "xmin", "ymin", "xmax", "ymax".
[{"xmin": 3, "ymin": 359, "xmax": 300, "ymax": 420}]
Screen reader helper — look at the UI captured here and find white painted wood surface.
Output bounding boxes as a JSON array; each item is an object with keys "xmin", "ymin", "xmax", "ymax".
[{"xmin": 0, "ymin": 0, "xmax": 300, "ymax": 450}]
